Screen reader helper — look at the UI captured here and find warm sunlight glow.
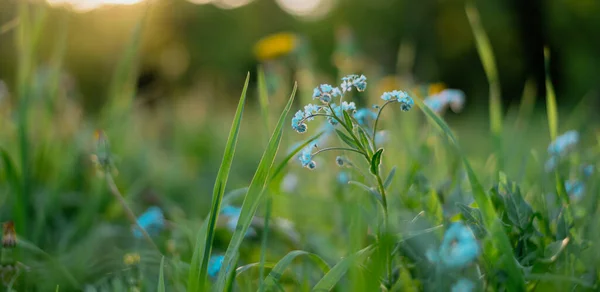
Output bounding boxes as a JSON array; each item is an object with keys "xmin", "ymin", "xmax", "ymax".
[
  {"xmin": 47, "ymin": 0, "xmax": 146, "ymax": 12},
  {"xmin": 213, "ymin": 0, "xmax": 253, "ymax": 9},
  {"xmin": 187, "ymin": 0, "xmax": 214, "ymax": 4},
  {"xmin": 275, "ymin": 0, "xmax": 334, "ymax": 19}
]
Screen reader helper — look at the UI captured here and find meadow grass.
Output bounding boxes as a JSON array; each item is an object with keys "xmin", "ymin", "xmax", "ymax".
[{"xmin": 1, "ymin": 2, "xmax": 599, "ymax": 292}]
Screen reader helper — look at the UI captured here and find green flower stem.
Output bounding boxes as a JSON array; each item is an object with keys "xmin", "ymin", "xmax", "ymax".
[
  {"xmin": 372, "ymin": 100, "xmax": 395, "ymax": 149},
  {"xmin": 327, "ymin": 105, "xmax": 369, "ymax": 159},
  {"xmin": 375, "ymin": 172, "xmax": 392, "ymax": 288},
  {"xmin": 312, "ymin": 147, "xmax": 366, "ymax": 157},
  {"xmin": 105, "ymin": 173, "xmax": 161, "ymax": 253}
]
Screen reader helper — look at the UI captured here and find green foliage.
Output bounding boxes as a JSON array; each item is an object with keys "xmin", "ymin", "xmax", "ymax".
[{"xmin": 195, "ymin": 74, "xmax": 250, "ymax": 291}]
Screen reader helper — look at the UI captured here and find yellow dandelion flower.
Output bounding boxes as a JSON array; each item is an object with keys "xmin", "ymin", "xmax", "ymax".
[
  {"xmin": 254, "ymin": 32, "xmax": 298, "ymax": 61},
  {"xmin": 428, "ymin": 82, "xmax": 447, "ymax": 96}
]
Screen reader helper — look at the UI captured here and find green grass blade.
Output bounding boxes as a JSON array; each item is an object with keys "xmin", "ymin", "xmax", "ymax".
[
  {"xmin": 466, "ymin": 2, "xmax": 503, "ymax": 169},
  {"xmin": 158, "ymin": 256, "xmax": 165, "ymax": 292},
  {"xmin": 270, "ymin": 132, "xmax": 324, "ymax": 182},
  {"xmin": 515, "ymin": 78, "xmax": 537, "ymax": 130},
  {"xmin": 260, "ymin": 250, "xmax": 330, "ymax": 291},
  {"xmin": 258, "ymin": 195, "xmax": 272, "ymax": 292},
  {"xmin": 312, "ymin": 245, "xmax": 374, "ymax": 291},
  {"xmin": 213, "ymin": 84, "xmax": 298, "ymax": 291},
  {"xmin": 257, "ymin": 66, "xmax": 271, "ymax": 133},
  {"xmin": 194, "ymin": 73, "xmax": 250, "ymax": 292},
  {"xmin": 0, "ymin": 148, "xmax": 24, "ymax": 237},
  {"xmin": 186, "ymin": 187, "xmax": 248, "ymax": 290},
  {"xmin": 544, "ymin": 47, "xmax": 558, "ymax": 140},
  {"xmin": 414, "ymin": 97, "xmax": 525, "ymax": 290}
]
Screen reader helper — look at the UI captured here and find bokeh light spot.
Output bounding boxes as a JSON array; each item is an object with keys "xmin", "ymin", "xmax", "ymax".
[
  {"xmin": 275, "ymin": 0, "xmax": 334, "ymax": 19},
  {"xmin": 46, "ymin": 0, "xmax": 146, "ymax": 12}
]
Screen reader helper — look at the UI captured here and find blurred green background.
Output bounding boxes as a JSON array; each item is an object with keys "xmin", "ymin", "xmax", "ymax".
[
  {"xmin": 1, "ymin": 0, "xmax": 599, "ymax": 112},
  {"xmin": 1, "ymin": 0, "xmax": 600, "ymax": 290}
]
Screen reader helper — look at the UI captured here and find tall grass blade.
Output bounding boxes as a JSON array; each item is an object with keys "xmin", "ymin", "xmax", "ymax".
[
  {"xmin": 158, "ymin": 256, "xmax": 166, "ymax": 292},
  {"xmin": 194, "ymin": 74, "xmax": 250, "ymax": 292},
  {"xmin": 259, "ymin": 250, "xmax": 330, "ymax": 291},
  {"xmin": 466, "ymin": 2, "xmax": 503, "ymax": 170},
  {"xmin": 257, "ymin": 66, "xmax": 271, "ymax": 132},
  {"xmin": 186, "ymin": 187, "xmax": 248, "ymax": 290},
  {"xmin": 544, "ymin": 47, "xmax": 558, "ymax": 140},
  {"xmin": 258, "ymin": 196, "xmax": 271, "ymax": 292},
  {"xmin": 414, "ymin": 97, "xmax": 525, "ymax": 290},
  {"xmin": 312, "ymin": 245, "xmax": 374, "ymax": 291},
  {"xmin": 213, "ymin": 84, "xmax": 298, "ymax": 291},
  {"xmin": 515, "ymin": 78, "xmax": 537, "ymax": 130},
  {"xmin": 269, "ymin": 132, "xmax": 323, "ymax": 182}
]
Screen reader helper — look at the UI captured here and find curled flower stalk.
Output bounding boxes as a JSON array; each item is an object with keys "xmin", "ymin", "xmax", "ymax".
[{"xmin": 291, "ymin": 74, "xmax": 414, "ymax": 288}]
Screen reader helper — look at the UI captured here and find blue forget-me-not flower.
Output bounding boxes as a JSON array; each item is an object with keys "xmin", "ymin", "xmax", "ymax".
[
  {"xmin": 221, "ymin": 205, "xmax": 257, "ymax": 237},
  {"xmin": 340, "ymin": 74, "xmax": 367, "ymax": 92},
  {"xmin": 132, "ymin": 206, "xmax": 165, "ymax": 238},
  {"xmin": 353, "ymin": 108, "xmax": 377, "ymax": 126},
  {"xmin": 565, "ymin": 180, "xmax": 585, "ymax": 201},
  {"xmin": 545, "ymin": 130, "xmax": 579, "ymax": 172},
  {"xmin": 380, "ymin": 90, "xmax": 414, "ymax": 111},
  {"xmin": 427, "ymin": 222, "xmax": 479, "ymax": 269},
  {"xmin": 451, "ymin": 278, "xmax": 475, "ymax": 292},
  {"xmin": 337, "ymin": 171, "xmax": 350, "ymax": 184},
  {"xmin": 208, "ymin": 254, "xmax": 225, "ymax": 278},
  {"xmin": 424, "ymin": 89, "xmax": 465, "ymax": 114}
]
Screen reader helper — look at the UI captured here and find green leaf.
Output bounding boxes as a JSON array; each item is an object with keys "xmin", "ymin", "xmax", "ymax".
[
  {"xmin": 194, "ymin": 73, "xmax": 250, "ymax": 292},
  {"xmin": 357, "ymin": 127, "xmax": 373, "ymax": 157},
  {"xmin": 257, "ymin": 66, "xmax": 270, "ymax": 133},
  {"xmin": 383, "ymin": 166, "xmax": 397, "ymax": 189},
  {"xmin": 312, "ymin": 245, "xmax": 374, "ymax": 291},
  {"xmin": 348, "ymin": 181, "xmax": 383, "ymax": 207},
  {"xmin": 414, "ymin": 96, "xmax": 525, "ymax": 290},
  {"xmin": 335, "ymin": 129, "xmax": 359, "ymax": 150},
  {"xmin": 0, "ymin": 148, "xmax": 24, "ymax": 235},
  {"xmin": 260, "ymin": 250, "xmax": 330, "ymax": 291},
  {"xmin": 466, "ymin": 2, "xmax": 503, "ymax": 166},
  {"xmin": 456, "ymin": 203, "xmax": 487, "ymax": 238},
  {"xmin": 540, "ymin": 238, "xmax": 570, "ymax": 263},
  {"xmin": 158, "ymin": 256, "xmax": 166, "ymax": 292},
  {"xmin": 258, "ymin": 196, "xmax": 272, "ymax": 291},
  {"xmin": 342, "ymin": 111, "xmax": 354, "ymax": 131},
  {"xmin": 370, "ymin": 148, "xmax": 384, "ymax": 175},
  {"xmin": 213, "ymin": 84, "xmax": 298, "ymax": 291},
  {"xmin": 543, "ymin": 47, "xmax": 558, "ymax": 140}
]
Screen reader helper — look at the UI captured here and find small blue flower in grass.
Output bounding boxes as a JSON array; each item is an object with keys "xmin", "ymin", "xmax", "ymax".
[
  {"xmin": 291, "ymin": 110, "xmax": 308, "ymax": 133},
  {"xmin": 353, "ymin": 108, "xmax": 377, "ymax": 126},
  {"xmin": 582, "ymin": 165, "xmax": 594, "ymax": 177},
  {"xmin": 325, "ymin": 102, "xmax": 356, "ymax": 126},
  {"xmin": 436, "ymin": 222, "xmax": 479, "ymax": 268},
  {"xmin": 221, "ymin": 205, "xmax": 256, "ymax": 237},
  {"xmin": 380, "ymin": 90, "xmax": 414, "ymax": 111},
  {"xmin": 341, "ymin": 74, "xmax": 367, "ymax": 92},
  {"xmin": 337, "ymin": 172, "xmax": 349, "ymax": 184},
  {"xmin": 565, "ymin": 180, "xmax": 585, "ymax": 201},
  {"xmin": 132, "ymin": 206, "xmax": 165, "ymax": 238},
  {"xmin": 208, "ymin": 254, "xmax": 225, "ymax": 278},
  {"xmin": 299, "ymin": 142, "xmax": 316, "ymax": 169},
  {"xmin": 312, "ymin": 84, "xmax": 341, "ymax": 104},
  {"xmin": 548, "ymin": 130, "xmax": 579, "ymax": 156},
  {"xmin": 425, "ymin": 89, "xmax": 466, "ymax": 114},
  {"xmin": 451, "ymin": 278, "xmax": 475, "ymax": 292}
]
